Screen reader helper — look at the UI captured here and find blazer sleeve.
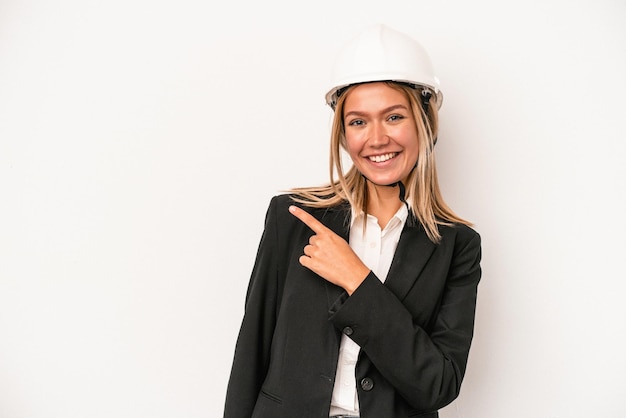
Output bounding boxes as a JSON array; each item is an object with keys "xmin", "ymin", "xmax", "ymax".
[
  {"xmin": 223, "ymin": 197, "xmax": 281, "ymax": 418},
  {"xmin": 329, "ymin": 225, "xmax": 482, "ymax": 412}
]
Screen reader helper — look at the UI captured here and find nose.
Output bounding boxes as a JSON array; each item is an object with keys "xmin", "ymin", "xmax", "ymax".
[{"xmin": 369, "ymin": 121, "xmax": 390, "ymax": 147}]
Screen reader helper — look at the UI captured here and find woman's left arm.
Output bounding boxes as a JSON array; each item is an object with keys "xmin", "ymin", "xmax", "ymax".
[
  {"xmin": 289, "ymin": 205, "xmax": 482, "ymax": 411},
  {"xmin": 331, "ymin": 227, "xmax": 482, "ymax": 412}
]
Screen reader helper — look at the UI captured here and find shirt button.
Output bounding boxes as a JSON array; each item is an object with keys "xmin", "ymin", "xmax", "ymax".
[
  {"xmin": 361, "ymin": 377, "xmax": 374, "ymax": 391},
  {"xmin": 343, "ymin": 326, "xmax": 353, "ymax": 336}
]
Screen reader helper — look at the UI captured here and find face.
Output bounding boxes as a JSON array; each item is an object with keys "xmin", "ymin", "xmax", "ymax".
[{"xmin": 342, "ymin": 82, "xmax": 419, "ymax": 187}]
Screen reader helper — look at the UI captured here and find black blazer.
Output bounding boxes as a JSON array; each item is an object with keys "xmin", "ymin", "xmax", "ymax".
[{"xmin": 224, "ymin": 194, "xmax": 482, "ymax": 418}]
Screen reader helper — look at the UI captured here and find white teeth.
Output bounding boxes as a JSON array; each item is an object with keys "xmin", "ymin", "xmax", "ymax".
[{"xmin": 369, "ymin": 152, "xmax": 396, "ymax": 162}]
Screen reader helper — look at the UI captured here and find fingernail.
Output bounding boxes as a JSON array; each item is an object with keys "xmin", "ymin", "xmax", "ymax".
[{"xmin": 289, "ymin": 205, "xmax": 296, "ymax": 213}]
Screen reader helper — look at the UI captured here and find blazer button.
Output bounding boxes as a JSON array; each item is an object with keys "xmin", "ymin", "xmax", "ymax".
[
  {"xmin": 361, "ymin": 377, "xmax": 374, "ymax": 391},
  {"xmin": 343, "ymin": 326, "xmax": 353, "ymax": 336}
]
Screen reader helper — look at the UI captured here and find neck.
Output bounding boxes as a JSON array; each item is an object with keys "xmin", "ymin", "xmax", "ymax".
[{"xmin": 366, "ymin": 182, "xmax": 403, "ymax": 229}]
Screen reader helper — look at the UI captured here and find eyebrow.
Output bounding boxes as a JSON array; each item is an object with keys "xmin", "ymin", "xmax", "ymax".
[{"xmin": 344, "ymin": 104, "xmax": 409, "ymax": 119}]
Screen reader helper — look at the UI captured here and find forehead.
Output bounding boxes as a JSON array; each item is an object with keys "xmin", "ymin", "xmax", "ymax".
[{"xmin": 343, "ymin": 82, "xmax": 409, "ymax": 111}]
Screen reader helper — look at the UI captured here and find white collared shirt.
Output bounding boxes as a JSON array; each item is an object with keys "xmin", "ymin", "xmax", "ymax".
[{"xmin": 329, "ymin": 204, "xmax": 409, "ymax": 416}]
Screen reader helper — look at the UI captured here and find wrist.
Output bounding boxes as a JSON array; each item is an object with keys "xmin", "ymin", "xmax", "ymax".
[{"xmin": 346, "ymin": 268, "xmax": 370, "ymax": 295}]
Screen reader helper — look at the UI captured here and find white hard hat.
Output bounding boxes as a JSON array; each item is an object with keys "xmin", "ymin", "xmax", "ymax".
[{"xmin": 325, "ymin": 24, "xmax": 443, "ymax": 109}]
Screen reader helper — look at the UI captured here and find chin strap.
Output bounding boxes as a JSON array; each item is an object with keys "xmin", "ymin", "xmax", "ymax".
[
  {"xmin": 421, "ymin": 89, "xmax": 432, "ymax": 113},
  {"xmin": 397, "ymin": 181, "xmax": 407, "ymax": 205},
  {"xmin": 384, "ymin": 181, "xmax": 408, "ymax": 207},
  {"xmin": 362, "ymin": 169, "xmax": 412, "ymax": 206}
]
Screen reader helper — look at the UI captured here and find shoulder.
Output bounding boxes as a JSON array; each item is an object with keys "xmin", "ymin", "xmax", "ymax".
[
  {"xmin": 266, "ymin": 193, "xmax": 350, "ymax": 236},
  {"xmin": 438, "ymin": 222, "xmax": 481, "ymax": 252},
  {"xmin": 442, "ymin": 222, "xmax": 480, "ymax": 241},
  {"xmin": 268, "ymin": 193, "xmax": 348, "ymax": 216},
  {"xmin": 263, "ymin": 194, "xmax": 318, "ymax": 229},
  {"xmin": 264, "ymin": 194, "xmax": 298, "ymax": 225},
  {"xmin": 267, "ymin": 193, "xmax": 297, "ymax": 211}
]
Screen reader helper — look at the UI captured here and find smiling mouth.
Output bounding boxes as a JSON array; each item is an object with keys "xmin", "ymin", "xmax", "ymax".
[{"xmin": 368, "ymin": 152, "xmax": 397, "ymax": 163}]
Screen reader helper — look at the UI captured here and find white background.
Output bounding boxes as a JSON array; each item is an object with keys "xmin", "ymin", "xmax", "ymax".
[{"xmin": 1, "ymin": 0, "xmax": 625, "ymax": 417}]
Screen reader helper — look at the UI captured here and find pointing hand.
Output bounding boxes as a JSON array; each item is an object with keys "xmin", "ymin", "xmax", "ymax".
[{"xmin": 289, "ymin": 205, "xmax": 370, "ymax": 295}]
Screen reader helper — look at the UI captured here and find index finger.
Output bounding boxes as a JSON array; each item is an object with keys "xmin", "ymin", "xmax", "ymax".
[{"xmin": 289, "ymin": 205, "xmax": 328, "ymax": 234}]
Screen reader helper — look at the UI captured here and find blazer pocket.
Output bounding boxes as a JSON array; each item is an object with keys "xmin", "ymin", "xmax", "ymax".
[{"xmin": 259, "ymin": 388, "xmax": 283, "ymax": 404}]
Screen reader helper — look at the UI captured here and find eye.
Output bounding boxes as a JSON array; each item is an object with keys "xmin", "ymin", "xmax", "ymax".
[
  {"xmin": 347, "ymin": 119, "xmax": 365, "ymax": 126},
  {"xmin": 387, "ymin": 114, "xmax": 404, "ymax": 122}
]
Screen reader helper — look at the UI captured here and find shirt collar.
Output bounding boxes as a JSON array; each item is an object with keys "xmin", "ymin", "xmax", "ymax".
[{"xmin": 351, "ymin": 204, "xmax": 409, "ymax": 231}]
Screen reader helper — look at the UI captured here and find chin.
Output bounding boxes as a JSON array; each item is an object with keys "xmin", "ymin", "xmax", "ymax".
[{"xmin": 367, "ymin": 177, "xmax": 402, "ymax": 187}]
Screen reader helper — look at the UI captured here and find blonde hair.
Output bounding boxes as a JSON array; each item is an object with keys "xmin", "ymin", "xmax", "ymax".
[{"xmin": 290, "ymin": 82, "xmax": 471, "ymax": 243}]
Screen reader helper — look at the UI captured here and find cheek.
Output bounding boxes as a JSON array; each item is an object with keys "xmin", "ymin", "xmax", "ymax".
[
  {"xmin": 398, "ymin": 128, "xmax": 420, "ymax": 154},
  {"xmin": 344, "ymin": 133, "xmax": 364, "ymax": 158}
]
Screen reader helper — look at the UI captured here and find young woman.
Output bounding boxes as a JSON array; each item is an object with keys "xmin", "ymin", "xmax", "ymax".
[{"xmin": 224, "ymin": 24, "xmax": 482, "ymax": 418}]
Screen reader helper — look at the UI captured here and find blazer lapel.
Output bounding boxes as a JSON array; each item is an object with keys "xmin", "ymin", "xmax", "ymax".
[
  {"xmin": 318, "ymin": 204, "xmax": 351, "ymax": 241},
  {"xmin": 314, "ymin": 204, "xmax": 436, "ymax": 305},
  {"xmin": 384, "ymin": 223, "xmax": 436, "ymax": 301},
  {"xmin": 316, "ymin": 204, "xmax": 351, "ymax": 308}
]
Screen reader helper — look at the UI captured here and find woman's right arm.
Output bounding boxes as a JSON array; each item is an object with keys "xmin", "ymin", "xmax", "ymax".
[{"xmin": 223, "ymin": 197, "xmax": 281, "ymax": 418}]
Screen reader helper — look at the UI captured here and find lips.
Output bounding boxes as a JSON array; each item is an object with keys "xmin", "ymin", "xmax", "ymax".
[{"xmin": 368, "ymin": 152, "xmax": 397, "ymax": 163}]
